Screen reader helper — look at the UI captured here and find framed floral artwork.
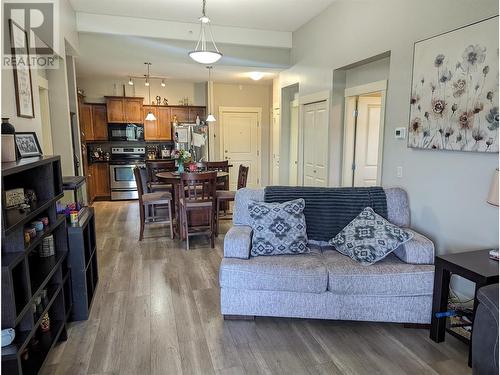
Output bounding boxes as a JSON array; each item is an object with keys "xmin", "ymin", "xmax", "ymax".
[{"xmin": 408, "ymin": 16, "xmax": 498, "ymax": 152}]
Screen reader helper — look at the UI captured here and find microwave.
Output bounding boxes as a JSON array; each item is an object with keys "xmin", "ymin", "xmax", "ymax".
[{"xmin": 108, "ymin": 123, "xmax": 144, "ymax": 142}]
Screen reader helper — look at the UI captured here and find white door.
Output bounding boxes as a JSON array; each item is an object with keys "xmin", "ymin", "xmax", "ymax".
[
  {"xmin": 271, "ymin": 108, "xmax": 280, "ymax": 185},
  {"xmin": 303, "ymin": 101, "xmax": 328, "ymax": 187},
  {"xmin": 289, "ymin": 100, "xmax": 299, "ymax": 185},
  {"xmin": 354, "ymin": 96, "xmax": 382, "ymax": 187},
  {"xmin": 220, "ymin": 109, "xmax": 261, "ymax": 189}
]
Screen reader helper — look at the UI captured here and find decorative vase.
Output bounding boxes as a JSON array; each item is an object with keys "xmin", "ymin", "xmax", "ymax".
[{"xmin": 177, "ymin": 161, "xmax": 184, "ymax": 173}]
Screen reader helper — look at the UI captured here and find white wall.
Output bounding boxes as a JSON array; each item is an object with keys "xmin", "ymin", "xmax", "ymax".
[
  {"xmin": 76, "ymin": 77, "xmax": 206, "ymax": 106},
  {"xmin": 213, "ymin": 82, "xmax": 273, "ymax": 185},
  {"xmin": 345, "ymin": 57, "xmax": 390, "ymax": 89},
  {"xmin": 282, "ymin": 0, "xmax": 498, "ymax": 280},
  {"xmin": 1, "ymin": 0, "xmax": 78, "ymax": 175}
]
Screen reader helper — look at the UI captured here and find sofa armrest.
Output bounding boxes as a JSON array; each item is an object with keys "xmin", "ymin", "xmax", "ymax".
[
  {"xmin": 224, "ymin": 225, "xmax": 253, "ymax": 259},
  {"xmin": 393, "ymin": 229, "xmax": 435, "ymax": 264}
]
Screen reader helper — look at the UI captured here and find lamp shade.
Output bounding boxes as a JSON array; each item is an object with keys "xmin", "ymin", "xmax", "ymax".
[
  {"xmin": 206, "ymin": 113, "xmax": 216, "ymax": 122},
  {"xmin": 189, "ymin": 50, "xmax": 222, "ymax": 65},
  {"xmin": 145, "ymin": 111, "xmax": 156, "ymax": 121},
  {"xmin": 487, "ymin": 168, "xmax": 499, "ymax": 206}
]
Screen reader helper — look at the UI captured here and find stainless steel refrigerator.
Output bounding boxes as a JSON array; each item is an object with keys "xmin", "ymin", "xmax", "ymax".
[{"xmin": 173, "ymin": 122, "xmax": 209, "ymax": 162}]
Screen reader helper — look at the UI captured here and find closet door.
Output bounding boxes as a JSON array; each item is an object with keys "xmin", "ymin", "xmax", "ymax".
[{"xmin": 303, "ymin": 101, "xmax": 328, "ymax": 187}]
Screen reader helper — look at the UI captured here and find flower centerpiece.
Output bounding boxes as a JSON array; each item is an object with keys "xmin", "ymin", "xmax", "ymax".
[{"xmin": 171, "ymin": 149, "xmax": 191, "ymax": 173}]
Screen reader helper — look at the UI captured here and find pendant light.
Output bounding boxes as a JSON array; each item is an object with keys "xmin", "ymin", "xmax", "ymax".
[
  {"xmin": 206, "ymin": 66, "xmax": 216, "ymax": 122},
  {"xmin": 189, "ymin": 0, "xmax": 222, "ymax": 64},
  {"xmin": 144, "ymin": 62, "xmax": 156, "ymax": 121}
]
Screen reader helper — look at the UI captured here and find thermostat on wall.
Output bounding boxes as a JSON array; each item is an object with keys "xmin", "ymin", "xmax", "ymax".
[{"xmin": 395, "ymin": 127, "xmax": 406, "ymax": 139}]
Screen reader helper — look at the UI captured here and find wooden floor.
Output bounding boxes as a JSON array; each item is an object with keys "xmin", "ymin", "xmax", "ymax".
[{"xmin": 42, "ymin": 201, "xmax": 470, "ymax": 375}]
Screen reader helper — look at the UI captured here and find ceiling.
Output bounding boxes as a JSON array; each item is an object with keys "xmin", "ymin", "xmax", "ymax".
[
  {"xmin": 75, "ymin": 33, "xmax": 289, "ymax": 83},
  {"xmin": 69, "ymin": 0, "xmax": 336, "ymax": 32}
]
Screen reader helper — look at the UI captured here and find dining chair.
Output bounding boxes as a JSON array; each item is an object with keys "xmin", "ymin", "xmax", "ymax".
[
  {"xmin": 179, "ymin": 171, "xmax": 217, "ymax": 250},
  {"xmin": 203, "ymin": 160, "xmax": 230, "ymax": 207},
  {"xmin": 215, "ymin": 164, "xmax": 249, "ymax": 236},
  {"xmin": 134, "ymin": 167, "xmax": 174, "ymax": 241},
  {"xmin": 146, "ymin": 160, "xmax": 176, "ymax": 192}
]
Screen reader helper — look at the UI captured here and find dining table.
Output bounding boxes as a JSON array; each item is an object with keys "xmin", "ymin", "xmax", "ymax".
[{"xmin": 156, "ymin": 171, "xmax": 230, "ymax": 239}]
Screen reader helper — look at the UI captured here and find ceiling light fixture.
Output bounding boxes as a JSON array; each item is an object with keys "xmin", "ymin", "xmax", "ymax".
[
  {"xmin": 128, "ymin": 77, "xmax": 134, "ymax": 85},
  {"xmin": 249, "ymin": 72, "xmax": 265, "ymax": 81},
  {"xmin": 161, "ymin": 79, "xmax": 166, "ymax": 87},
  {"xmin": 144, "ymin": 80, "xmax": 150, "ymax": 87},
  {"xmin": 205, "ymin": 66, "xmax": 216, "ymax": 122},
  {"xmin": 144, "ymin": 62, "xmax": 156, "ymax": 121},
  {"xmin": 189, "ymin": 0, "xmax": 222, "ymax": 64}
]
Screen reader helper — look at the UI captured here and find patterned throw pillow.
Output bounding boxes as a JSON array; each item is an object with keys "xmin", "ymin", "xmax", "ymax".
[
  {"xmin": 248, "ymin": 199, "xmax": 309, "ymax": 256},
  {"xmin": 329, "ymin": 207, "xmax": 413, "ymax": 265}
]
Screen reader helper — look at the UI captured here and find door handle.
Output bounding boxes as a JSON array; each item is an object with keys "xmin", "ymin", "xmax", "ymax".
[{"xmin": 225, "ymin": 150, "xmax": 228, "ymax": 153}]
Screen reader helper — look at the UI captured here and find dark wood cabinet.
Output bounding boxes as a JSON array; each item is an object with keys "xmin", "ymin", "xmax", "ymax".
[
  {"xmin": 143, "ymin": 106, "xmax": 172, "ymax": 141},
  {"xmin": 124, "ymin": 98, "xmax": 143, "ymax": 123},
  {"xmin": 157, "ymin": 106, "xmax": 172, "ymax": 140},
  {"xmin": 188, "ymin": 107, "xmax": 206, "ymax": 122},
  {"xmin": 105, "ymin": 97, "xmax": 144, "ymax": 123},
  {"xmin": 79, "ymin": 103, "xmax": 93, "ymax": 141},
  {"xmin": 91, "ymin": 104, "xmax": 108, "ymax": 140},
  {"xmin": 106, "ymin": 98, "xmax": 124, "ymax": 123},
  {"xmin": 143, "ymin": 105, "xmax": 158, "ymax": 140},
  {"xmin": 78, "ymin": 103, "xmax": 108, "ymax": 142},
  {"xmin": 171, "ymin": 107, "xmax": 190, "ymax": 122},
  {"xmin": 87, "ymin": 163, "xmax": 110, "ymax": 202}
]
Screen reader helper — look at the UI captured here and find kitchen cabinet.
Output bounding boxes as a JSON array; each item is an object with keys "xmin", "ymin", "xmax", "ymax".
[
  {"xmin": 91, "ymin": 104, "xmax": 108, "ymax": 140},
  {"xmin": 189, "ymin": 107, "xmax": 206, "ymax": 122},
  {"xmin": 157, "ymin": 106, "xmax": 172, "ymax": 140},
  {"xmin": 79, "ymin": 103, "xmax": 93, "ymax": 141},
  {"xmin": 105, "ymin": 96, "xmax": 144, "ymax": 123},
  {"xmin": 78, "ymin": 103, "xmax": 108, "ymax": 141},
  {"xmin": 143, "ymin": 106, "xmax": 158, "ymax": 140},
  {"xmin": 143, "ymin": 106, "xmax": 172, "ymax": 141},
  {"xmin": 87, "ymin": 163, "xmax": 110, "ymax": 202},
  {"xmin": 106, "ymin": 98, "xmax": 124, "ymax": 123},
  {"xmin": 171, "ymin": 107, "xmax": 190, "ymax": 123},
  {"xmin": 124, "ymin": 98, "xmax": 143, "ymax": 123}
]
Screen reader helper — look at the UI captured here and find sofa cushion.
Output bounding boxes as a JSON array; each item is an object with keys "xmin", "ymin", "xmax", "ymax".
[
  {"xmin": 321, "ymin": 250, "xmax": 434, "ymax": 296},
  {"xmin": 248, "ymin": 199, "xmax": 309, "ymax": 256},
  {"xmin": 329, "ymin": 207, "xmax": 413, "ymax": 265},
  {"xmin": 219, "ymin": 251, "xmax": 327, "ymax": 293}
]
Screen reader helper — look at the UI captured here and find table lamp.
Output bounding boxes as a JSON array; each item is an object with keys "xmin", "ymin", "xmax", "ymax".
[{"xmin": 487, "ymin": 168, "xmax": 499, "ymax": 207}]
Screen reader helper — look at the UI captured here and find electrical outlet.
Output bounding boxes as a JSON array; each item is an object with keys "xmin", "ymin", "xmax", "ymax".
[{"xmin": 397, "ymin": 166, "xmax": 403, "ymax": 178}]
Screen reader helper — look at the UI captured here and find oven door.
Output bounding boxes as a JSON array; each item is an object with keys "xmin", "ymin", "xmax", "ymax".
[{"xmin": 109, "ymin": 164, "xmax": 137, "ymax": 190}]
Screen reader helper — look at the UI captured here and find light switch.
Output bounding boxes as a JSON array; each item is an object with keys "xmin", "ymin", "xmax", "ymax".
[
  {"xmin": 395, "ymin": 127, "xmax": 406, "ymax": 139},
  {"xmin": 397, "ymin": 166, "xmax": 403, "ymax": 178}
]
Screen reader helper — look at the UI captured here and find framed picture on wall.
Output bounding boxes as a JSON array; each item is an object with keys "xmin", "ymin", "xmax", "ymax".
[
  {"xmin": 15, "ymin": 132, "xmax": 43, "ymax": 158},
  {"xmin": 9, "ymin": 19, "xmax": 35, "ymax": 118},
  {"xmin": 408, "ymin": 16, "xmax": 499, "ymax": 153}
]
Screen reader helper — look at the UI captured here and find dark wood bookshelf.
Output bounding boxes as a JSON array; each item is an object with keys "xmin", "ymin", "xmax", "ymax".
[
  {"xmin": 1, "ymin": 156, "xmax": 70, "ymax": 375},
  {"xmin": 67, "ymin": 207, "xmax": 99, "ymax": 321}
]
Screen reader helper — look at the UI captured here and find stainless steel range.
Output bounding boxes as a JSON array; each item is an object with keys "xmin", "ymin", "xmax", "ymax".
[{"xmin": 109, "ymin": 147, "xmax": 145, "ymax": 200}]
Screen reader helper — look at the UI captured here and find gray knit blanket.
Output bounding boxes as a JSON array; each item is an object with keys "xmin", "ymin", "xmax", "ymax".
[{"xmin": 264, "ymin": 186, "xmax": 387, "ymax": 242}]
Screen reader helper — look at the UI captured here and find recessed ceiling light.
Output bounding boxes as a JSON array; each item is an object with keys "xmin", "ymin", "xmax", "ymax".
[{"xmin": 249, "ymin": 72, "xmax": 265, "ymax": 81}]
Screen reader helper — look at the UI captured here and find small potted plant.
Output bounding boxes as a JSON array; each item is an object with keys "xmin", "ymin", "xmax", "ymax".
[{"xmin": 171, "ymin": 149, "xmax": 191, "ymax": 173}]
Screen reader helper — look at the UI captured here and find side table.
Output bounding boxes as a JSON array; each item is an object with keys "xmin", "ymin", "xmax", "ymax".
[{"xmin": 430, "ymin": 249, "xmax": 499, "ymax": 367}]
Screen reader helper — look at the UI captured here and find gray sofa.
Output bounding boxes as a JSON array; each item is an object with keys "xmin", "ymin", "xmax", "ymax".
[{"xmin": 219, "ymin": 187, "xmax": 436, "ymax": 324}]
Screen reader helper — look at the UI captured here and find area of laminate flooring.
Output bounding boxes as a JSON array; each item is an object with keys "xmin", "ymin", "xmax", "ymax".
[{"xmin": 41, "ymin": 200, "xmax": 470, "ymax": 375}]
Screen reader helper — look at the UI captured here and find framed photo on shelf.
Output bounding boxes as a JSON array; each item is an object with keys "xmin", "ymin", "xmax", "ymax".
[
  {"xmin": 15, "ymin": 132, "xmax": 43, "ymax": 158},
  {"xmin": 9, "ymin": 19, "xmax": 35, "ymax": 118}
]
